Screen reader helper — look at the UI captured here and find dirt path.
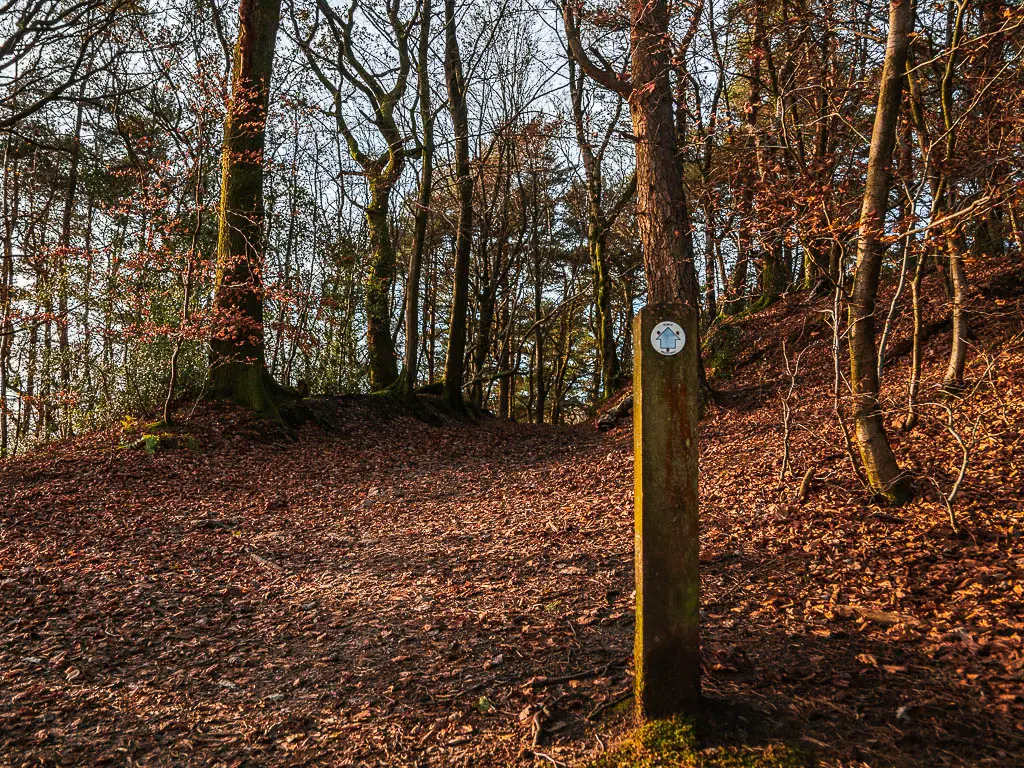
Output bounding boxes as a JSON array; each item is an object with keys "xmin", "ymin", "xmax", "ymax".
[
  {"xmin": 2, "ymin": 379, "xmax": 1023, "ymax": 767},
  {"xmin": 1, "ymin": 406, "xmax": 639, "ymax": 767}
]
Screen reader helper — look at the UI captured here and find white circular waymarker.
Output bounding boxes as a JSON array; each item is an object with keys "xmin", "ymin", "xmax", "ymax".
[{"xmin": 651, "ymin": 321, "xmax": 686, "ymax": 356}]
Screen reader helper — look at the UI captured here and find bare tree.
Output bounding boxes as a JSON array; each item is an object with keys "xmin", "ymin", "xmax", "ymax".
[
  {"xmin": 565, "ymin": 52, "xmax": 634, "ymax": 398},
  {"xmin": 396, "ymin": 0, "xmax": 434, "ymax": 399},
  {"xmin": 847, "ymin": 0, "xmax": 914, "ymax": 503},
  {"xmin": 441, "ymin": 0, "xmax": 472, "ymax": 411},
  {"xmin": 293, "ymin": 0, "xmax": 419, "ymax": 391},
  {"xmin": 0, "ymin": 0, "xmax": 133, "ymax": 129}
]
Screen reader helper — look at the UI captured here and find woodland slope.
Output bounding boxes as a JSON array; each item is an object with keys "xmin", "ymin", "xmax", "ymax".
[{"xmin": 1, "ymin": 261, "xmax": 1022, "ymax": 767}]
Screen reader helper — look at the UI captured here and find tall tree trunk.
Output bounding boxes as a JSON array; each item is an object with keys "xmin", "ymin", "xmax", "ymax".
[
  {"xmin": 165, "ymin": 129, "xmax": 205, "ymax": 425},
  {"xmin": 23, "ymin": 300, "xmax": 39, "ymax": 442},
  {"xmin": 622, "ymin": 275, "xmax": 635, "ymax": 376},
  {"xmin": 551, "ymin": 312, "xmax": 573, "ymax": 424},
  {"xmin": 497, "ymin": 267, "xmax": 512, "ymax": 419},
  {"xmin": 756, "ymin": 240, "xmax": 787, "ymax": 306},
  {"xmin": 468, "ymin": 147, "xmax": 509, "ymax": 409},
  {"xmin": 294, "ymin": 0, "xmax": 414, "ymax": 392},
  {"xmin": 628, "ymin": 3, "xmax": 695, "ymax": 306},
  {"xmin": 427, "ymin": 251, "xmax": 437, "ymax": 384},
  {"xmin": 938, "ymin": 0, "xmax": 969, "ymax": 391},
  {"xmin": 57, "ymin": 93, "xmax": 85, "ymax": 437},
  {"xmin": 365, "ymin": 182, "xmax": 400, "ymax": 389},
  {"xmin": 563, "ymin": 0, "xmax": 699, "ymax": 309},
  {"xmin": 566, "ymin": 54, "xmax": 628, "ymax": 398},
  {"xmin": 471, "ymin": 287, "xmax": 496, "ymax": 408},
  {"xmin": 727, "ymin": 228, "xmax": 751, "ymax": 314},
  {"xmin": 531, "ymin": 173, "xmax": 545, "ymax": 424},
  {"xmin": 725, "ymin": 2, "xmax": 765, "ymax": 315},
  {"xmin": 702, "ymin": 200, "xmax": 717, "ymax": 321},
  {"xmin": 943, "ymin": 232, "xmax": 969, "ymax": 390},
  {"xmin": 206, "ymin": 0, "xmax": 285, "ymax": 416},
  {"xmin": 591, "ymin": 228, "xmax": 620, "ymax": 396},
  {"xmin": 396, "ymin": 0, "xmax": 433, "ymax": 399},
  {"xmin": 442, "ymin": 0, "xmax": 472, "ymax": 412},
  {"xmin": 973, "ymin": 0, "xmax": 1007, "ymax": 261},
  {"xmin": 904, "ymin": 253, "xmax": 925, "ymax": 430},
  {"xmin": 271, "ymin": 115, "xmax": 299, "ymax": 376},
  {"xmin": 0, "ymin": 142, "xmax": 15, "ymax": 455},
  {"xmin": 847, "ymin": 0, "xmax": 913, "ymax": 503}
]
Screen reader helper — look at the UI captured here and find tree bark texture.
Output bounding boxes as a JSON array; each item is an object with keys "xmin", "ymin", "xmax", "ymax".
[
  {"xmin": 442, "ymin": 0, "xmax": 473, "ymax": 412},
  {"xmin": 207, "ymin": 0, "xmax": 284, "ymax": 415},
  {"xmin": 847, "ymin": 0, "xmax": 913, "ymax": 502}
]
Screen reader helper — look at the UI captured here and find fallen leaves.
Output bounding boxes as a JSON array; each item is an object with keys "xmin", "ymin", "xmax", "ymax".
[
  {"xmin": 1, "ymin": 261, "xmax": 1022, "ymax": 766},
  {"xmin": 834, "ymin": 604, "xmax": 924, "ymax": 627},
  {"xmin": 0, "ymin": 403, "xmax": 635, "ymax": 767}
]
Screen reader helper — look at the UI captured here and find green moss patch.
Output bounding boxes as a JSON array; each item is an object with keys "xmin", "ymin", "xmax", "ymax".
[
  {"xmin": 590, "ymin": 718, "xmax": 805, "ymax": 768},
  {"xmin": 119, "ymin": 419, "xmax": 199, "ymax": 454},
  {"xmin": 703, "ymin": 323, "xmax": 741, "ymax": 380}
]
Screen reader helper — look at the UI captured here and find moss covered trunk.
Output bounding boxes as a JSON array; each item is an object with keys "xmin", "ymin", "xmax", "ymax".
[
  {"xmin": 207, "ymin": 0, "xmax": 283, "ymax": 416},
  {"xmin": 395, "ymin": 0, "xmax": 434, "ymax": 401},
  {"xmin": 591, "ymin": 228, "xmax": 620, "ymax": 397},
  {"xmin": 365, "ymin": 182, "xmax": 400, "ymax": 391}
]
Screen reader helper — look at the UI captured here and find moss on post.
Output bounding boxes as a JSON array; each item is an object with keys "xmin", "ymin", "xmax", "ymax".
[{"xmin": 633, "ymin": 304, "xmax": 701, "ymax": 721}]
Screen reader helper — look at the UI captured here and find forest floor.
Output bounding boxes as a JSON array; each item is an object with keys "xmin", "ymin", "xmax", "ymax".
[{"xmin": 1, "ymin": 261, "xmax": 1023, "ymax": 768}]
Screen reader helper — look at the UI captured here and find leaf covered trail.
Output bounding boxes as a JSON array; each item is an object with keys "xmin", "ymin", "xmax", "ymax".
[
  {"xmin": 2, "ymin": 262, "xmax": 1023, "ymax": 767},
  {"xmin": 2, "ymin": 406, "xmax": 640, "ymax": 766}
]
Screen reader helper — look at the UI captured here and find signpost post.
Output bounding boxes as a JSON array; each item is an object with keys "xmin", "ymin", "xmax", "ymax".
[{"xmin": 632, "ymin": 302, "xmax": 701, "ymax": 720}]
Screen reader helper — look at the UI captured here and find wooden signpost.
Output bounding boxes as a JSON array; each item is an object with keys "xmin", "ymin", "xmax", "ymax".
[{"xmin": 632, "ymin": 303, "xmax": 701, "ymax": 720}]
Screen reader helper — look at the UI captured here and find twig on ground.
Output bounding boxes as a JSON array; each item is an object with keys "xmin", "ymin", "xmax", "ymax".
[
  {"xmin": 534, "ymin": 752, "xmax": 568, "ymax": 767},
  {"xmin": 919, "ymin": 351, "xmax": 999, "ymax": 532},
  {"xmin": 779, "ymin": 337, "xmax": 816, "ymax": 484},
  {"xmin": 797, "ymin": 467, "xmax": 815, "ymax": 503},
  {"xmin": 523, "ymin": 663, "xmax": 618, "ymax": 689},
  {"xmin": 586, "ymin": 690, "xmax": 632, "ymax": 721}
]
